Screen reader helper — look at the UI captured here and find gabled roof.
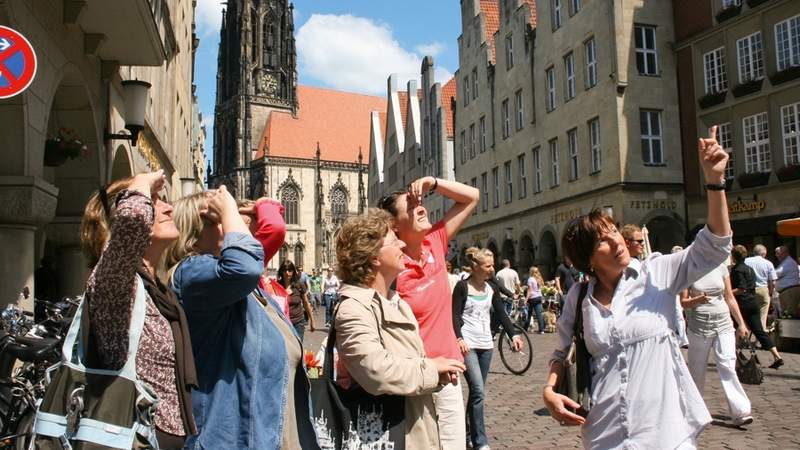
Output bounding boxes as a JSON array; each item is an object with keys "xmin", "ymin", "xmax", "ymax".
[
  {"xmin": 397, "ymin": 91, "xmax": 409, "ymax": 130},
  {"xmin": 255, "ymin": 85, "xmax": 386, "ymax": 163},
  {"xmin": 441, "ymin": 77, "xmax": 457, "ymax": 138},
  {"xmin": 480, "ymin": 0, "xmax": 501, "ymax": 63}
]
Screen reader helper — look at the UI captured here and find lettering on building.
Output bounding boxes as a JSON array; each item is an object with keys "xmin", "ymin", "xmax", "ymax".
[
  {"xmin": 728, "ymin": 199, "xmax": 766, "ymax": 215},
  {"xmin": 552, "ymin": 208, "xmax": 582, "ymax": 224},
  {"xmin": 629, "ymin": 200, "xmax": 677, "ymax": 210}
]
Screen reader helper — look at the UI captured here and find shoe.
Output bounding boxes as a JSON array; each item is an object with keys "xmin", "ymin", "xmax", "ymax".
[
  {"xmin": 769, "ymin": 358, "xmax": 784, "ymax": 369},
  {"xmin": 476, "ymin": 446, "xmax": 491, "ymax": 450},
  {"xmin": 732, "ymin": 415, "xmax": 753, "ymax": 427},
  {"xmin": 538, "ymin": 331, "xmax": 545, "ymax": 334}
]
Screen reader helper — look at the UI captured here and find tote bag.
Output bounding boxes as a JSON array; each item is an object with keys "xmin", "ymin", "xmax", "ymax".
[
  {"xmin": 556, "ymin": 282, "xmax": 591, "ymax": 417},
  {"xmin": 33, "ymin": 275, "xmax": 161, "ymax": 449},
  {"xmin": 310, "ymin": 297, "xmax": 405, "ymax": 450}
]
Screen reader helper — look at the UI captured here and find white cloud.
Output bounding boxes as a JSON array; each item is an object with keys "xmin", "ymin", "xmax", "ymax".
[
  {"xmin": 296, "ymin": 14, "xmax": 453, "ymax": 95},
  {"xmin": 195, "ymin": 0, "xmax": 224, "ymax": 37},
  {"xmin": 415, "ymin": 42, "xmax": 447, "ymax": 57}
]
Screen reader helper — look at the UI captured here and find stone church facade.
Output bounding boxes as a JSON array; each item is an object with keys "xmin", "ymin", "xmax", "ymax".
[{"xmin": 209, "ymin": 0, "xmax": 385, "ymax": 270}]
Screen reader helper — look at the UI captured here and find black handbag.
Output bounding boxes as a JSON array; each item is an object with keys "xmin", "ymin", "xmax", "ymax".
[
  {"xmin": 310, "ymin": 297, "xmax": 406, "ymax": 450},
  {"xmin": 736, "ymin": 334, "xmax": 764, "ymax": 385},
  {"xmin": 556, "ymin": 282, "xmax": 591, "ymax": 417}
]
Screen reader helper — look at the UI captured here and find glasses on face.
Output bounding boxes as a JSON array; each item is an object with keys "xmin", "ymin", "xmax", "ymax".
[{"xmin": 633, "ymin": 239, "xmax": 645, "ymax": 244}]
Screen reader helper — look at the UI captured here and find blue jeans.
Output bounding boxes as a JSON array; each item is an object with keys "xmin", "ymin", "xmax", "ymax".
[
  {"xmin": 464, "ymin": 348, "xmax": 493, "ymax": 448},
  {"xmin": 324, "ymin": 293, "xmax": 338, "ymax": 324},
  {"xmin": 525, "ymin": 298, "xmax": 544, "ymax": 332},
  {"xmin": 293, "ymin": 319, "xmax": 306, "ymax": 342},
  {"xmin": 311, "ymin": 292, "xmax": 321, "ymax": 308}
]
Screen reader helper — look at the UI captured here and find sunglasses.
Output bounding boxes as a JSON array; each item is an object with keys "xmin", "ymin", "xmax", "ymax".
[{"xmin": 630, "ymin": 239, "xmax": 645, "ymax": 244}]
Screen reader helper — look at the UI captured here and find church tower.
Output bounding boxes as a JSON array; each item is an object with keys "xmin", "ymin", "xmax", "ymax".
[{"xmin": 211, "ymin": 0, "xmax": 298, "ymax": 196}]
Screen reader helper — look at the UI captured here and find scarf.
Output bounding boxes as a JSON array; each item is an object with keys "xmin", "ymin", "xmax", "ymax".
[{"xmin": 137, "ymin": 267, "xmax": 198, "ymax": 435}]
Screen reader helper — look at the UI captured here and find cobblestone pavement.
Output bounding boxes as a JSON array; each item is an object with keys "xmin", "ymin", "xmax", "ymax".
[{"xmin": 303, "ymin": 308, "xmax": 800, "ymax": 449}]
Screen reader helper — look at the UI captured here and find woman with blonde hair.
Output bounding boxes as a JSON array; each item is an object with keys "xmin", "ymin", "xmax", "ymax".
[
  {"xmin": 452, "ymin": 247, "xmax": 523, "ymax": 450},
  {"xmin": 333, "ymin": 209, "xmax": 465, "ymax": 449},
  {"xmin": 525, "ymin": 266, "xmax": 546, "ymax": 334},
  {"xmin": 79, "ymin": 170, "xmax": 197, "ymax": 449},
  {"xmin": 167, "ymin": 188, "xmax": 320, "ymax": 449}
]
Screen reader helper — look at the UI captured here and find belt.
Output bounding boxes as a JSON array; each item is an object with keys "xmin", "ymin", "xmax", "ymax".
[{"xmin": 778, "ymin": 284, "xmax": 800, "ymax": 294}]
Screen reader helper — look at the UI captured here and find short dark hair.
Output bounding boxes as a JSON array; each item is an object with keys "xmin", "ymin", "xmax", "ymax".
[
  {"xmin": 732, "ymin": 245, "xmax": 748, "ymax": 264},
  {"xmin": 561, "ymin": 209, "xmax": 617, "ymax": 274},
  {"xmin": 377, "ymin": 190, "xmax": 406, "ymax": 217}
]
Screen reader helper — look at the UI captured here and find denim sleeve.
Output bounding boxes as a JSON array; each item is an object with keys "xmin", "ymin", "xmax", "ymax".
[{"xmin": 173, "ymin": 232, "xmax": 265, "ymax": 312}]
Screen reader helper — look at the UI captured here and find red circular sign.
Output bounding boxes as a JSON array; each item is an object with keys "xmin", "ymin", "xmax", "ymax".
[{"xmin": 0, "ymin": 25, "xmax": 37, "ymax": 99}]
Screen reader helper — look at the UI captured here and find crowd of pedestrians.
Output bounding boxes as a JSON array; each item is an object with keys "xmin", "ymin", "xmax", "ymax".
[{"xmin": 50, "ymin": 123, "xmax": 795, "ymax": 450}]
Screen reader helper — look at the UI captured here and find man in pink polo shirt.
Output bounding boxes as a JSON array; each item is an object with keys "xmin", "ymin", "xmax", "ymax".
[{"xmin": 380, "ymin": 176, "xmax": 479, "ymax": 450}]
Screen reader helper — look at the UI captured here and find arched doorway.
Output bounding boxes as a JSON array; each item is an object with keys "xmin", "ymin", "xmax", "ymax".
[
  {"xmin": 645, "ymin": 214, "xmax": 685, "ymax": 255},
  {"xmin": 110, "ymin": 145, "xmax": 132, "ymax": 182},
  {"xmin": 518, "ymin": 234, "xmax": 535, "ymax": 274},
  {"xmin": 537, "ymin": 230, "xmax": 558, "ymax": 280},
  {"xmin": 486, "ymin": 239, "xmax": 499, "ymax": 270},
  {"xmin": 501, "ymin": 238, "xmax": 515, "ymax": 269}
]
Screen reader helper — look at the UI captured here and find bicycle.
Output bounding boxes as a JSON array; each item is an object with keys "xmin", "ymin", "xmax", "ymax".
[{"xmin": 495, "ymin": 297, "xmax": 533, "ymax": 375}]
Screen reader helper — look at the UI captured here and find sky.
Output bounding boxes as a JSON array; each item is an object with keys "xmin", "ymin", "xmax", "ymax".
[{"xmin": 193, "ymin": 0, "xmax": 462, "ymax": 170}]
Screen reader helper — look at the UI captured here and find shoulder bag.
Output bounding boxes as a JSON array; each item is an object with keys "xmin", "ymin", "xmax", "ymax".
[
  {"xmin": 33, "ymin": 275, "xmax": 161, "ymax": 449},
  {"xmin": 736, "ymin": 334, "xmax": 764, "ymax": 385},
  {"xmin": 310, "ymin": 295, "xmax": 406, "ymax": 450},
  {"xmin": 556, "ymin": 282, "xmax": 592, "ymax": 417}
]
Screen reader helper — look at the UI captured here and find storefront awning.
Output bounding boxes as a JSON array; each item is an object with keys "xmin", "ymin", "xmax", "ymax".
[{"xmin": 777, "ymin": 217, "xmax": 800, "ymax": 237}]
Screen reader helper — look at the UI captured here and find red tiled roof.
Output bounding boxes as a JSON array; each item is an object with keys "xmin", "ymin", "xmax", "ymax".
[
  {"xmin": 480, "ymin": 0, "xmax": 501, "ymax": 63},
  {"xmin": 397, "ymin": 91, "xmax": 409, "ymax": 130},
  {"xmin": 522, "ymin": 0, "xmax": 537, "ymax": 26},
  {"xmin": 256, "ymin": 85, "xmax": 386, "ymax": 163},
  {"xmin": 441, "ymin": 77, "xmax": 456, "ymax": 138},
  {"xmin": 379, "ymin": 112, "xmax": 388, "ymax": 141}
]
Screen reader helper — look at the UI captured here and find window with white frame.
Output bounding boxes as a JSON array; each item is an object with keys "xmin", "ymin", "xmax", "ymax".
[
  {"xmin": 469, "ymin": 123, "xmax": 476, "ymax": 159},
  {"xmin": 504, "ymin": 161, "xmax": 513, "ymax": 202},
  {"xmin": 640, "ymin": 110, "xmax": 664, "ymax": 165},
  {"xmin": 552, "ymin": 0, "xmax": 562, "ymax": 30},
  {"xmin": 479, "ymin": 116, "xmax": 487, "ymax": 152},
  {"xmin": 502, "ymin": 98, "xmax": 511, "ymax": 138},
  {"xmin": 589, "ymin": 117, "xmax": 601, "ymax": 173},
  {"xmin": 634, "ymin": 25, "xmax": 658, "ymax": 76},
  {"xmin": 463, "ymin": 76, "xmax": 470, "ymax": 106},
  {"xmin": 505, "ymin": 34, "xmax": 514, "ymax": 69},
  {"xmin": 585, "ymin": 38, "xmax": 597, "ymax": 88},
  {"xmin": 703, "ymin": 47, "xmax": 727, "ymax": 94},
  {"xmin": 533, "ymin": 147, "xmax": 542, "ymax": 193},
  {"xmin": 472, "ymin": 67, "xmax": 479, "ymax": 99},
  {"xmin": 564, "ymin": 52, "xmax": 576, "ymax": 100},
  {"xmin": 775, "ymin": 15, "xmax": 800, "ymax": 72},
  {"xmin": 550, "ymin": 138, "xmax": 560, "ymax": 187},
  {"xmin": 736, "ymin": 32, "xmax": 763, "ymax": 84},
  {"xmin": 568, "ymin": 128, "xmax": 579, "ymax": 181},
  {"xmin": 481, "ymin": 172, "xmax": 489, "ymax": 211},
  {"xmin": 518, "ymin": 153, "xmax": 528, "ymax": 198},
  {"xmin": 569, "ymin": 0, "xmax": 581, "ymax": 15},
  {"xmin": 546, "ymin": 67, "xmax": 556, "ymax": 111},
  {"xmin": 781, "ymin": 102, "xmax": 800, "ymax": 165},
  {"xmin": 515, "ymin": 90, "xmax": 524, "ymax": 130},
  {"xmin": 718, "ymin": 122, "xmax": 734, "ymax": 179},
  {"xmin": 492, "ymin": 167, "xmax": 500, "ymax": 207},
  {"xmin": 460, "ymin": 130, "xmax": 466, "ymax": 164},
  {"xmin": 742, "ymin": 112, "xmax": 771, "ymax": 173}
]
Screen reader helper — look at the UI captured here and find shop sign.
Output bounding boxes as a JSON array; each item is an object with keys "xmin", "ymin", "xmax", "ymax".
[
  {"xmin": 551, "ymin": 208, "xmax": 582, "ymax": 224},
  {"xmin": 728, "ymin": 199, "xmax": 766, "ymax": 215},
  {"xmin": 471, "ymin": 232, "xmax": 489, "ymax": 242},
  {"xmin": 629, "ymin": 200, "xmax": 678, "ymax": 210}
]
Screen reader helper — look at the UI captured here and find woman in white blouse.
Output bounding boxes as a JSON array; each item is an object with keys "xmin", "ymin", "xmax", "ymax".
[{"xmin": 542, "ymin": 126, "xmax": 732, "ymax": 449}]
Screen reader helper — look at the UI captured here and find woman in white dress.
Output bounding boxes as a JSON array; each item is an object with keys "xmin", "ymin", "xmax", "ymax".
[
  {"xmin": 680, "ymin": 263, "xmax": 752, "ymax": 426},
  {"xmin": 542, "ymin": 126, "xmax": 732, "ymax": 449}
]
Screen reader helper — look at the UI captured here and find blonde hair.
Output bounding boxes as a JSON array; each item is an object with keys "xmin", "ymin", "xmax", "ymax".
[
  {"xmin": 335, "ymin": 209, "xmax": 393, "ymax": 286},
  {"xmin": 529, "ymin": 266, "xmax": 544, "ymax": 287},
  {"xmin": 165, "ymin": 192, "xmax": 207, "ymax": 279},
  {"xmin": 80, "ymin": 178, "xmax": 134, "ymax": 268},
  {"xmin": 464, "ymin": 247, "xmax": 493, "ymax": 270}
]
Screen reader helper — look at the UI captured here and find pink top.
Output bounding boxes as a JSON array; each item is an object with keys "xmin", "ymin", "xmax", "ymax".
[{"xmin": 396, "ymin": 222, "xmax": 462, "ymax": 361}]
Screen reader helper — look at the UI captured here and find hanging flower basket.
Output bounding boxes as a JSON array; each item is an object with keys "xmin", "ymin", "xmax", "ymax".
[
  {"xmin": 43, "ymin": 127, "xmax": 91, "ymax": 167},
  {"xmin": 731, "ymin": 78, "xmax": 763, "ymax": 98},
  {"xmin": 776, "ymin": 164, "xmax": 800, "ymax": 182},
  {"xmin": 737, "ymin": 171, "xmax": 771, "ymax": 188}
]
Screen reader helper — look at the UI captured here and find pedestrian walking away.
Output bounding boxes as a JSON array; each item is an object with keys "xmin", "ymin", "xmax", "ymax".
[
  {"xmin": 323, "ymin": 267, "xmax": 340, "ymax": 327},
  {"xmin": 745, "ymin": 245, "xmax": 777, "ymax": 329},
  {"xmin": 525, "ymin": 266, "xmax": 546, "ymax": 334}
]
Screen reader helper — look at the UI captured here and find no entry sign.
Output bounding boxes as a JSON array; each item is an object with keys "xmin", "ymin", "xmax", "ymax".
[{"xmin": 0, "ymin": 26, "xmax": 37, "ymax": 99}]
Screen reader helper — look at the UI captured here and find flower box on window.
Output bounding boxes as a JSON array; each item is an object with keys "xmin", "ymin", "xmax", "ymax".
[
  {"xmin": 776, "ymin": 164, "xmax": 800, "ymax": 182},
  {"xmin": 769, "ymin": 66, "xmax": 800, "ymax": 86},
  {"xmin": 716, "ymin": 4, "xmax": 742, "ymax": 23},
  {"xmin": 698, "ymin": 91, "xmax": 727, "ymax": 109},
  {"xmin": 731, "ymin": 78, "xmax": 763, "ymax": 98},
  {"xmin": 746, "ymin": 0, "xmax": 770, "ymax": 8},
  {"xmin": 737, "ymin": 171, "xmax": 771, "ymax": 188}
]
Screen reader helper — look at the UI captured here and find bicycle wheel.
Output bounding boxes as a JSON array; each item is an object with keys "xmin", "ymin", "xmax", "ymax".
[
  {"xmin": 14, "ymin": 410, "xmax": 34, "ymax": 450},
  {"xmin": 498, "ymin": 325, "xmax": 533, "ymax": 375}
]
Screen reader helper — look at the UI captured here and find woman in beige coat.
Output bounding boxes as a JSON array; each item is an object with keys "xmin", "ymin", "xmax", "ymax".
[{"xmin": 334, "ymin": 209, "xmax": 465, "ymax": 450}]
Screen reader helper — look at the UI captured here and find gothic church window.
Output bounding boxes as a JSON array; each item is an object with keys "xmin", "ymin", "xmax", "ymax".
[
  {"xmin": 294, "ymin": 243, "xmax": 304, "ymax": 268},
  {"xmin": 282, "ymin": 186, "xmax": 299, "ymax": 225},
  {"xmin": 279, "ymin": 244, "xmax": 288, "ymax": 264},
  {"xmin": 331, "ymin": 188, "xmax": 348, "ymax": 222}
]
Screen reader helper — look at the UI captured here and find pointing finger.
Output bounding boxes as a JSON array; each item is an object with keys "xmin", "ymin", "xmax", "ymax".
[{"xmin": 708, "ymin": 125, "xmax": 717, "ymax": 142}]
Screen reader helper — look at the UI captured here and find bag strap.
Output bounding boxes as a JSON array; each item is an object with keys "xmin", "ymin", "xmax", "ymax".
[
  {"xmin": 323, "ymin": 293, "xmax": 386, "ymax": 382},
  {"xmin": 572, "ymin": 282, "xmax": 589, "ymax": 342},
  {"xmin": 62, "ymin": 275, "xmax": 148, "ymax": 379}
]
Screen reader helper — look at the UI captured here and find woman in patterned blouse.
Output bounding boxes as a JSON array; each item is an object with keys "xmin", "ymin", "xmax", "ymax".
[{"xmin": 80, "ymin": 170, "xmax": 197, "ymax": 449}]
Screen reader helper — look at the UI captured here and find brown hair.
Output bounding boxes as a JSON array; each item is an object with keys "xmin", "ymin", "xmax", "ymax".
[
  {"xmin": 335, "ymin": 208, "xmax": 393, "ymax": 286},
  {"xmin": 79, "ymin": 178, "xmax": 135, "ymax": 268},
  {"xmin": 561, "ymin": 209, "xmax": 617, "ymax": 274},
  {"xmin": 620, "ymin": 224, "xmax": 641, "ymax": 241},
  {"xmin": 377, "ymin": 190, "xmax": 406, "ymax": 217},
  {"xmin": 732, "ymin": 244, "xmax": 748, "ymax": 264}
]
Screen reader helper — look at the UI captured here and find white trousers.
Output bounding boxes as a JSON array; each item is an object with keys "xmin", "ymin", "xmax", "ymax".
[
  {"xmin": 432, "ymin": 380, "xmax": 466, "ymax": 450},
  {"xmin": 686, "ymin": 330, "xmax": 751, "ymax": 420}
]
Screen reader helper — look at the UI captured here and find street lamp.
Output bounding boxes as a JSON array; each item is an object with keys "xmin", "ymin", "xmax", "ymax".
[{"xmin": 105, "ymin": 80, "xmax": 151, "ymax": 146}]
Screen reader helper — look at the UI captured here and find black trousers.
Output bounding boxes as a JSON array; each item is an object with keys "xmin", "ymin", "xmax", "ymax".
[{"xmin": 739, "ymin": 300, "xmax": 774, "ymax": 350}]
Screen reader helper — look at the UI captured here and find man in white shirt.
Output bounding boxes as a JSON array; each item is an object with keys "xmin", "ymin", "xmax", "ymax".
[
  {"xmin": 775, "ymin": 245, "xmax": 800, "ymax": 318},
  {"xmin": 495, "ymin": 259, "xmax": 520, "ymax": 317},
  {"xmin": 745, "ymin": 244, "xmax": 777, "ymax": 328}
]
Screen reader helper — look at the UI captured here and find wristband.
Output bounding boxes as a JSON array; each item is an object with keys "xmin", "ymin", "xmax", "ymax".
[{"xmin": 704, "ymin": 182, "xmax": 726, "ymax": 191}]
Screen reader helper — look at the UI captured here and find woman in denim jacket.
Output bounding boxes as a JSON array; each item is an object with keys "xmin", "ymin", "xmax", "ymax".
[{"xmin": 166, "ymin": 186, "xmax": 319, "ymax": 450}]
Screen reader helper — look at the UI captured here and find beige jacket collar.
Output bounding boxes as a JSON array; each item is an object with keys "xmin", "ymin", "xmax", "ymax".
[{"xmin": 338, "ymin": 283, "xmax": 415, "ymax": 326}]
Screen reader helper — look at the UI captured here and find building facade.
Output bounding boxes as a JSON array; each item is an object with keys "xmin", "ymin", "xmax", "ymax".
[
  {"xmin": 674, "ymin": 0, "xmax": 800, "ymax": 256},
  {"xmin": 0, "ymin": 0, "xmax": 203, "ymax": 307},
  {"xmin": 452, "ymin": 0, "xmax": 685, "ymax": 278}
]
